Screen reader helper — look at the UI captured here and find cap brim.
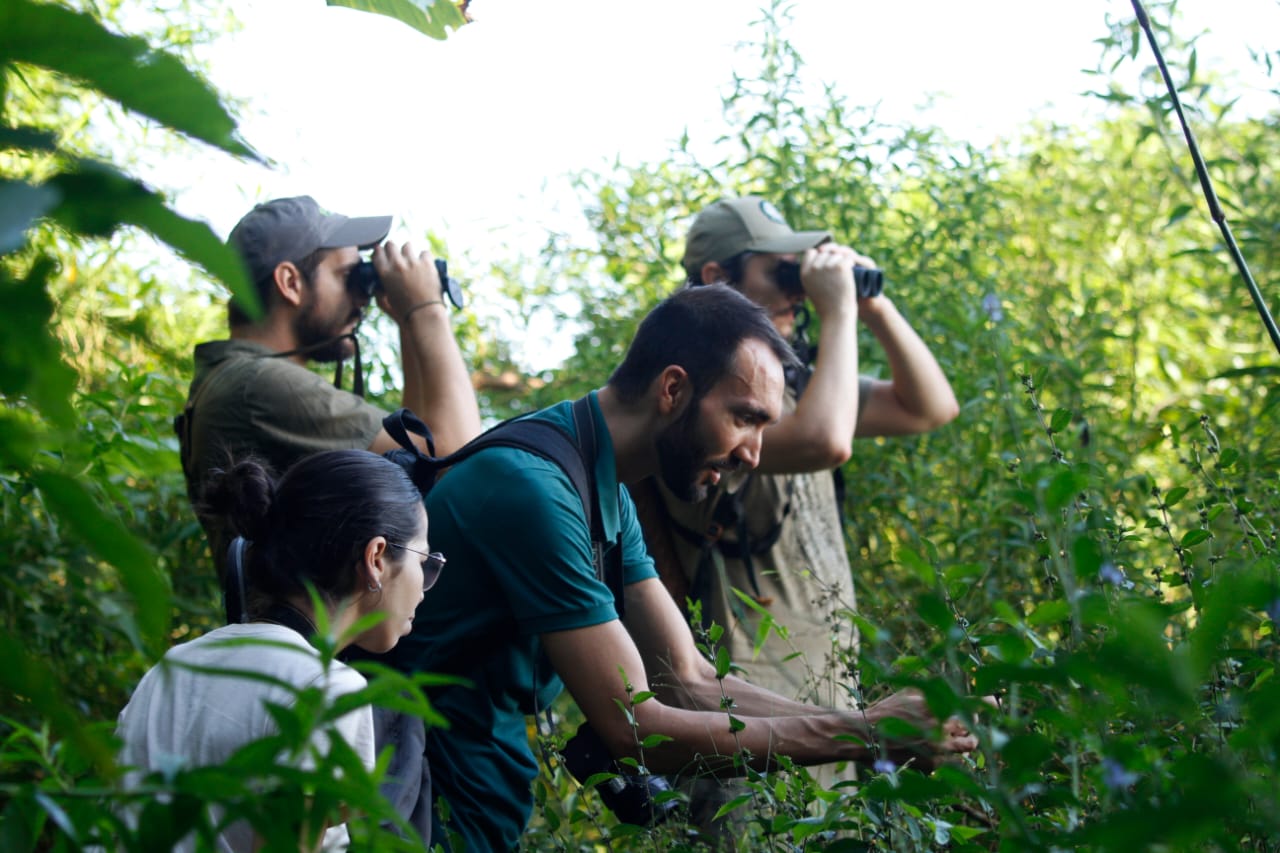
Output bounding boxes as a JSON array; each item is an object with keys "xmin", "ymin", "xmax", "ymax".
[
  {"xmin": 322, "ymin": 215, "xmax": 393, "ymax": 250},
  {"xmin": 749, "ymin": 229, "xmax": 831, "ymax": 254}
]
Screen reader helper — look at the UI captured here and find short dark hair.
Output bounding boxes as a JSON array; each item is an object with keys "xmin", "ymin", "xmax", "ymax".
[
  {"xmin": 686, "ymin": 250, "xmax": 752, "ymax": 288},
  {"xmin": 200, "ymin": 449, "xmax": 423, "ymax": 608},
  {"xmin": 608, "ymin": 284, "xmax": 799, "ymax": 404},
  {"xmin": 227, "ymin": 246, "xmax": 330, "ymax": 327}
]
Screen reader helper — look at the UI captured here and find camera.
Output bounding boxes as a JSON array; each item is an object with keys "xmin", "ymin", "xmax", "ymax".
[
  {"xmin": 560, "ymin": 722, "xmax": 681, "ymax": 826},
  {"xmin": 774, "ymin": 258, "xmax": 884, "ymax": 300},
  {"xmin": 347, "ymin": 257, "xmax": 466, "ymax": 310}
]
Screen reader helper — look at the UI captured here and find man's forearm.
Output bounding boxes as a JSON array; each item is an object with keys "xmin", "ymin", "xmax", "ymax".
[
  {"xmin": 860, "ymin": 297, "xmax": 958, "ymax": 430},
  {"xmin": 399, "ymin": 304, "xmax": 482, "ymax": 455}
]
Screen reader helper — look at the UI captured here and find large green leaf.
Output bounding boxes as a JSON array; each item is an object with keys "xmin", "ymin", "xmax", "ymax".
[
  {"xmin": 46, "ymin": 163, "xmax": 260, "ymax": 319},
  {"xmin": 326, "ymin": 0, "xmax": 468, "ymax": 40},
  {"xmin": 30, "ymin": 471, "xmax": 170, "ymax": 650},
  {"xmin": 0, "ymin": 0, "xmax": 258, "ymax": 160},
  {"xmin": 0, "ymin": 258, "xmax": 78, "ymax": 428}
]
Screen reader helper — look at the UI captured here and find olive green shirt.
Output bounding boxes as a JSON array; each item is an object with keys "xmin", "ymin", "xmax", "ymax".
[{"xmin": 178, "ymin": 339, "xmax": 385, "ymax": 573}]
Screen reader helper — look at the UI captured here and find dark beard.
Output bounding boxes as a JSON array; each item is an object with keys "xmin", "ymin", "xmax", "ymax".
[
  {"xmin": 656, "ymin": 398, "xmax": 717, "ymax": 503},
  {"xmin": 293, "ymin": 302, "xmax": 359, "ymax": 363}
]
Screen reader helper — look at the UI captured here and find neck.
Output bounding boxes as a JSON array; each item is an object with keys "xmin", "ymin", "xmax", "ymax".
[
  {"xmin": 230, "ymin": 317, "xmax": 307, "ymax": 365},
  {"xmin": 594, "ymin": 385, "xmax": 661, "ymax": 486},
  {"xmin": 275, "ymin": 593, "xmax": 363, "ymax": 651}
]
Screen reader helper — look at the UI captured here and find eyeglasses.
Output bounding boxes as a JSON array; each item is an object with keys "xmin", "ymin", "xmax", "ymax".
[{"xmin": 389, "ymin": 544, "xmax": 446, "ymax": 592}]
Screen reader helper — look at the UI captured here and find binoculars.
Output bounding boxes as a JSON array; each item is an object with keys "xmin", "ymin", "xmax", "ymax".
[
  {"xmin": 774, "ymin": 258, "xmax": 884, "ymax": 300},
  {"xmin": 560, "ymin": 722, "xmax": 680, "ymax": 826},
  {"xmin": 347, "ymin": 257, "xmax": 466, "ymax": 310}
]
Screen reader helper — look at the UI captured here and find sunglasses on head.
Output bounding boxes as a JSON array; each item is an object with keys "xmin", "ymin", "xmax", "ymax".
[{"xmin": 389, "ymin": 543, "xmax": 446, "ymax": 592}]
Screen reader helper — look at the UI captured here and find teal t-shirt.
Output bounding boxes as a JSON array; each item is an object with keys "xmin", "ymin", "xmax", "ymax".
[{"xmin": 387, "ymin": 393, "xmax": 656, "ymax": 851}]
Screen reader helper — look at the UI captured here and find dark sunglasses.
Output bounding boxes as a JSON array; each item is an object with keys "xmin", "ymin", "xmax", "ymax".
[{"xmin": 389, "ymin": 543, "xmax": 446, "ymax": 592}]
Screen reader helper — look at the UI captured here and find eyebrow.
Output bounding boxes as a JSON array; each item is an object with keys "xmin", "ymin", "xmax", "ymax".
[{"xmin": 736, "ymin": 404, "xmax": 776, "ymax": 426}]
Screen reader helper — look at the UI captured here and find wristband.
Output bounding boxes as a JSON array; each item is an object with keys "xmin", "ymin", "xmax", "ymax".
[{"xmin": 403, "ymin": 300, "xmax": 445, "ymax": 323}]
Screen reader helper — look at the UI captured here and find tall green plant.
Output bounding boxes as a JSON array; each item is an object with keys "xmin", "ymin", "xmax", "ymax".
[{"xmin": 526, "ymin": 1, "xmax": 1280, "ymax": 849}]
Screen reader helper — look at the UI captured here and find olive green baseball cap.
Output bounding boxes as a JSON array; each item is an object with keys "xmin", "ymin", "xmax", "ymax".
[{"xmin": 681, "ymin": 196, "xmax": 830, "ymax": 280}]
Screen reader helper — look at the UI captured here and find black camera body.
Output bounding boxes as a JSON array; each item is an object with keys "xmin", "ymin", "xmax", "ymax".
[
  {"xmin": 774, "ymin": 259, "xmax": 884, "ymax": 300},
  {"xmin": 560, "ymin": 722, "xmax": 680, "ymax": 826},
  {"xmin": 347, "ymin": 257, "xmax": 466, "ymax": 310}
]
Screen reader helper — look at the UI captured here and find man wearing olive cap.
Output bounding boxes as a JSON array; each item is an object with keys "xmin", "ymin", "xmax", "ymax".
[
  {"xmin": 632, "ymin": 196, "xmax": 959, "ymax": 843},
  {"xmin": 177, "ymin": 195, "xmax": 481, "ymax": 578}
]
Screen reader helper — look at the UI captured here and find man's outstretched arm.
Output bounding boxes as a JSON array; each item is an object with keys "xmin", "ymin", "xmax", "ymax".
[{"xmin": 543, "ymin": 578, "xmax": 975, "ymax": 775}]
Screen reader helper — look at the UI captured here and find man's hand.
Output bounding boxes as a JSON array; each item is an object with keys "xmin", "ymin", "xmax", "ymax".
[
  {"xmin": 799, "ymin": 243, "xmax": 876, "ymax": 319},
  {"xmin": 860, "ymin": 688, "xmax": 979, "ymax": 773},
  {"xmin": 371, "ymin": 241, "xmax": 445, "ymax": 325}
]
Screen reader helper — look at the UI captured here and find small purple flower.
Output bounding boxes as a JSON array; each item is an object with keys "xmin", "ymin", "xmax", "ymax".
[
  {"xmin": 1100, "ymin": 563, "xmax": 1134, "ymax": 590},
  {"xmin": 1102, "ymin": 758, "xmax": 1139, "ymax": 790},
  {"xmin": 982, "ymin": 292, "xmax": 1004, "ymax": 323},
  {"xmin": 873, "ymin": 759, "xmax": 897, "ymax": 774}
]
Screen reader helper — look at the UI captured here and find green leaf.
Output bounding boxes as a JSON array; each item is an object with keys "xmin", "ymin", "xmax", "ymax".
[
  {"xmin": 916, "ymin": 593, "xmax": 954, "ymax": 632},
  {"xmin": 1166, "ymin": 203, "xmax": 1193, "ymax": 226},
  {"xmin": 1071, "ymin": 535, "xmax": 1103, "ymax": 580},
  {"xmin": 31, "ymin": 471, "xmax": 169, "ymax": 649},
  {"xmin": 895, "ymin": 546, "xmax": 934, "ymax": 584},
  {"xmin": 1180, "ymin": 529, "xmax": 1211, "ymax": 548},
  {"xmin": 0, "ymin": 0, "xmax": 257, "ymax": 160},
  {"xmin": 325, "ymin": 0, "xmax": 468, "ymax": 40},
  {"xmin": 1044, "ymin": 467, "xmax": 1087, "ymax": 512},
  {"xmin": 714, "ymin": 645, "xmax": 732, "ymax": 679},
  {"xmin": 1027, "ymin": 599, "xmax": 1071, "ymax": 626},
  {"xmin": 0, "ymin": 259, "xmax": 79, "ymax": 427},
  {"xmin": 640, "ymin": 733, "xmax": 673, "ymax": 749},
  {"xmin": 1162, "ymin": 486, "xmax": 1189, "ymax": 507},
  {"xmin": 1049, "ymin": 407, "xmax": 1072, "ymax": 433},
  {"xmin": 46, "ymin": 164, "xmax": 259, "ymax": 319}
]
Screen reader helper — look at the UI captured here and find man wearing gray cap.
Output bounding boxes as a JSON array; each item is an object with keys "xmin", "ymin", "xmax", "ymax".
[
  {"xmin": 632, "ymin": 196, "xmax": 959, "ymax": 842},
  {"xmin": 177, "ymin": 195, "xmax": 481, "ymax": 578}
]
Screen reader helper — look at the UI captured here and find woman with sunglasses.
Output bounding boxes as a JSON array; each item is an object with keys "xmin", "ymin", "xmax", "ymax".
[{"xmin": 115, "ymin": 449, "xmax": 442, "ymax": 851}]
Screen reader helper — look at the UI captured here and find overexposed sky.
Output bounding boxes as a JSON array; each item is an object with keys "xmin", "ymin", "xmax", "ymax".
[{"xmin": 154, "ymin": 0, "xmax": 1274, "ymax": 263}]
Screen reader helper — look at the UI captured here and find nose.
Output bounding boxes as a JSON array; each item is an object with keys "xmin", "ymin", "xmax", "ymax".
[{"xmin": 735, "ymin": 427, "xmax": 764, "ymax": 470}]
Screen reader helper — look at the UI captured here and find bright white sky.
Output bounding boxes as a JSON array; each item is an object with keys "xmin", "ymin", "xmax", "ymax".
[
  {"xmin": 143, "ymin": 0, "xmax": 1276, "ymax": 368},
  {"xmin": 162, "ymin": 0, "xmax": 1276, "ymax": 252}
]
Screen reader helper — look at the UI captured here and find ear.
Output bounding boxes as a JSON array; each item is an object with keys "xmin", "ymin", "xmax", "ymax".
[
  {"xmin": 655, "ymin": 365, "xmax": 692, "ymax": 417},
  {"xmin": 699, "ymin": 261, "xmax": 728, "ymax": 286},
  {"xmin": 272, "ymin": 261, "xmax": 308, "ymax": 309},
  {"xmin": 362, "ymin": 536, "xmax": 390, "ymax": 591}
]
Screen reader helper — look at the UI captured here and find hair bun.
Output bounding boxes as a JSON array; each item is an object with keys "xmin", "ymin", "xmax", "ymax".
[{"xmin": 199, "ymin": 457, "xmax": 276, "ymax": 543}]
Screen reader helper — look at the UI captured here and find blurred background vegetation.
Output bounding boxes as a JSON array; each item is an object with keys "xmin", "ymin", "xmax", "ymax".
[{"xmin": 2, "ymin": 0, "xmax": 1277, "ymax": 849}]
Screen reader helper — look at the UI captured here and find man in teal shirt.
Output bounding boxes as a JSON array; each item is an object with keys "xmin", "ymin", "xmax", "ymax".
[{"xmin": 389, "ymin": 285, "xmax": 978, "ymax": 850}]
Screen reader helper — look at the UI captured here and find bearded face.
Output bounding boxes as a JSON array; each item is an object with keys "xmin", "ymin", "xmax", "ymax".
[
  {"xmin": 291, "ymin": 266, "xmax": 364, "ymax": 363},
  {"xmin": 655, "ymin": 393, "xmax": 742, "ymax": 502}
]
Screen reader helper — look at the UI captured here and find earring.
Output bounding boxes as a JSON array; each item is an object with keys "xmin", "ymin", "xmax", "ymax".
[{"xmin": 368, "ymin": 581, "xmax": 382, "ymax": 593}]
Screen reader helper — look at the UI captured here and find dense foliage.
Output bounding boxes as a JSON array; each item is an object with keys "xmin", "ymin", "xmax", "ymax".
[{"xmin": 2, "ymin": 0, "xmax": 1277, "ymax": 850}]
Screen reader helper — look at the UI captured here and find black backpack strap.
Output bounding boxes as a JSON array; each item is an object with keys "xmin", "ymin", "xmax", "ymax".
[
  {"xmin": 225, "ymin": 536, "xmax": 250, "ymax": 624},
  {"xmin": 390, "ymin": 396, "xmax": 621, "ymax": 678},
  {"xmin": 571, "ymin": 396, "xmax": 624, "ymax": 618}
]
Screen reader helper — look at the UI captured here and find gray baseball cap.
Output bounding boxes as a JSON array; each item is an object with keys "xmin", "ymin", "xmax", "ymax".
[
  {"xmin": 228, "ymin": 195, "xmax": 392, "ymax": 283},
  {"xmin": 681, "ymin": 196, "xmax": 830, "ymax": 280}
]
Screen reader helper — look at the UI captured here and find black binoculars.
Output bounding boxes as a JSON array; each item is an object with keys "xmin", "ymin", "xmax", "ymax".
[
  {"xmin": 347, "ymin": 257, "xmax": 466, "ymax": 310},
  {"xmin": 560, "ymin": 722, "xmax": 680, "ymax": 826},
  {"xmin": 775, "ymin": 259, "xmax": 884, "ymax": 300}
]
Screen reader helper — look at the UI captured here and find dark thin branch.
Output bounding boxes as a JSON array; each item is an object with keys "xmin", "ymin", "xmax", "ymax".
[{"xmin": 1131, "ymin": 0, "xmax": 1280, "ymax": 357}]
